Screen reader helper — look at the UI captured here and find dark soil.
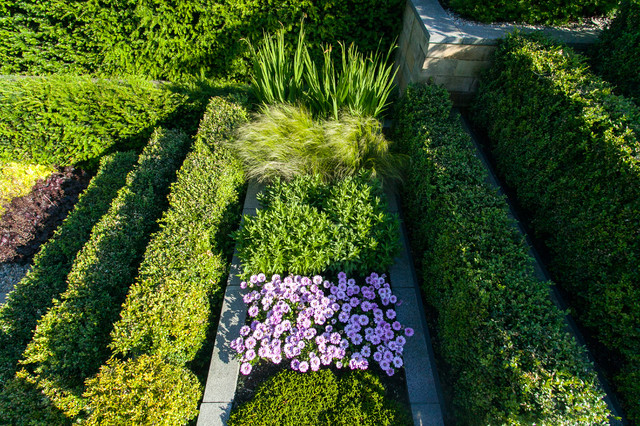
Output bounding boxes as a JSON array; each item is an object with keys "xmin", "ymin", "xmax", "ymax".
[{"xmin": 0, "ymin": 166, "xmax": 90, "ymax": 264}]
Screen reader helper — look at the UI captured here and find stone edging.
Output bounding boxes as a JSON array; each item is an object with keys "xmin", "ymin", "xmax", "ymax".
[{"xmin": 197, "ymin": 182, "xmax": 445, "ymax": 425}]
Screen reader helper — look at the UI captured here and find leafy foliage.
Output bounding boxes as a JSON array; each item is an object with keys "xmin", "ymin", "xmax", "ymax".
[
  {"xmin": 445, "ymin": 0, "xmax": 617, "ymax": 25},
  {"xmin": 396, "ymin": 82, "xmax": 610, "ymax": 424},
  {"xmin": 473, "ymin": 32, "xmax": 640, "ymax": 423},
  {"xmin": 0, "ymin": 152, "xmax": 136, "ymax": 388},
  {"xmin": 228, "ymin": 369, "xmax": 411, "ymax": 425},
  {"xmin": 0, "ymin": 162, "xmax": 55, "ymax": 217},
  {"xmin": 83, "ymin": 355, "xmax": 201, "ymax": 426},
  {"xmin": 231, "ymin": 103, "xmax": 403, "ymax": 183},
  {"xmin": 248, "ymin": 27, "xmax": 397, "ymax": 119},
  {"xmin": 593, "ymin": 0, "xmax": 640, "ymax": 102},
  {"xmin": 234, "ymin": 173, "xmax": 400, "ymax": 278},
  {"xmin": 0, "ymin": 0, "xmax": 403, "ymax": 82},
  {"xmin": 1, "ymin": 128, "xmax": 189, "ymax": 421}
]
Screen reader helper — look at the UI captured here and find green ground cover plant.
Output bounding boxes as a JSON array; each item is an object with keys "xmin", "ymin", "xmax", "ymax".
[
  {"xmin": 0, "ymin": 128, "xmax": 190, "ymax": 423},
  {"xmin": 443, "ymin": 0, "xmax": 617, "ymax": 25},
  {"xmin": 0, "ymin": 151, "xmax": 136, "ymax": 389},
  {"xmin": 473, "ymin": 32, "xmax": 640, "ymax": 423},
  {"xmin": 396, "ymin": 82, "xmax": 609, "ymax": 425},
  {"xmin": 0, "ymin": 75, "xmax": 202, "ymax": 167},
  {"xmin": 0, "ymin": 0, "xmax": 402, "ymax": 82},
  {"xmin": 0, "ymin": 162, "xmax": 54, "ymax": 217},
  {"xmin": 231, "ymin": 103, "xmax": 403, "ymax": 183},
  {"xmin": 82, "ymin": 97, "xmax": 248, "ymax": 424},
  {"xmin": 593, "ymin": 0, "xmax": 640, "ymax": 102},
  {"xmin": 248, "ymin": 27, "xmax": 397, "ymax": 120},
  {"xmin": 234, "ymin": 173, "xmax": 400, "ymax": 278},
  {"xmin": 228, "ymin": 369, "xmax": 411, "ymax": 425}
]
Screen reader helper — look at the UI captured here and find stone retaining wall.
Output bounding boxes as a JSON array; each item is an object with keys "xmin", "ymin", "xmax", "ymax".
[{"xmin": 395, "ymin": 0, "xmax": 602, "ymax": 106}]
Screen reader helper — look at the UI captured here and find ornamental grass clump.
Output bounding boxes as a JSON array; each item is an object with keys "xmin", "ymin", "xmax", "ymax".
[
  {"xmin": 231, "ymin": 272, "xmax": 413, "ymax": 377},
  {"xmin": 231, "ymin": 103, "xmax": 404, "ymax": 183}
]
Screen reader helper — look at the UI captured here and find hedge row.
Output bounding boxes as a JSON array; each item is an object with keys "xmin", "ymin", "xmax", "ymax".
[
  {"xmin": 0, "ymin": 128, "xmax": 190, "ymax": 423},
  {"xmin": 444, "ymin": 0, "xmax": 616, "ymax": 25},
  {"xmin": 473, "ymin": 32, "xmax": 640, "ymax": 422},
  {"xmin": 593, "ymin": 0, "xmax": 640, "ymax": 102},
  {"xmin": 0, "ymin": 75, "xmax": 202, "ymax": 167},
  {"xmin": 83, "ymin": 96, "xmax": 249, "ymax": 424},
  {"xmin": 395, "ymin": 83, "xmax": 609, "ymax": 424},
  {"xmin": 0, "ymin": 151, "xmax": 136, "ymax": 388},
  {"xmin": 0, "ymin": 0, "xmax": 403, "ymax": 82}
]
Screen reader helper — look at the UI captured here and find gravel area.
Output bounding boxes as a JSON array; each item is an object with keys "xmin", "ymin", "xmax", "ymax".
[{"xmin": 0, "ymin": 262, "xmax": 30, "ymax": 305}]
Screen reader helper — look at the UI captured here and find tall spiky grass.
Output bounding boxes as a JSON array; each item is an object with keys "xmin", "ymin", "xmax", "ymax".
[
  {"xmin": 230, "ymin": 103, "xmax": 404, "ymax": 183},
  {"xmin": 248, "ymin": 27, "xmax": 397, "ymax": 120}
]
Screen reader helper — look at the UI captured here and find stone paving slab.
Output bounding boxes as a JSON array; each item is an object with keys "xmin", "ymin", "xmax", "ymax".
[
  {"xmin": 197, "ymin": 403, "xmax": 232, "ymax": 426},
  {"xmin": 412, "ymin": 404, "xmax": 446, "ymax": 426}
]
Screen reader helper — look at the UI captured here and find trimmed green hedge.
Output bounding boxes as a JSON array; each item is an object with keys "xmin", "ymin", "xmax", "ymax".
[
  {"xmin": 444, "ymin": 0, "xmax": 616, "ymax": 25},
  {"xmin": 0, "ymin": 127, "xmax": 190, "ymax": 422},
  {"xmin": 593, "ymin": 0, "xmax": 640, "ymax": 101},
  {"xmin": 0, "ymin": 75, "xmax": 197, "ymax": 167},
  {"xmin": 396, "ymin": 83, "xmax": 609, "ymax": 424},
  {"xmin": 228, "ymin": 369, "xmax": 411, "ymax": 425},
  {"xmin": 85, "ymin": 96, "xmax": 248, "ymax": 424},
  {"xmin": 0, "ymin": 151, "xmax": 136, "ymax": 388},
  {"xmin": 473, "ymin": 32, "xmax": 640, "ymax": 423},
  {"xmin": 84, "ymin": 355, "xmax": 202, "ymax": 426},
  {"xmin": 0, "ymin": 0, "xmax": 403, "ymax": 82}
]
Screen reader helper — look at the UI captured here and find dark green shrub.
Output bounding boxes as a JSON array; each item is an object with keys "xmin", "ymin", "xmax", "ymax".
[
  {"xmin": 445, "ymin": 0, "xmax": 617, "ymax": 25},
  {"xmin": 473, "ymin": 32, "xmax": 640, "ymax": 422},
  {"xmin": 231, "ymin": 103, "xmax": 403, "ymax": 183},
  {"xmin": 234, "ymin": 173, "xmax": 400, "ymax": 278},
  {"xmin": 593, "ymin": 0, "xmax": 640, "ymax": 101},
  {"xmin": 0, "ymin": 151, "xmax": 136, "ymax": 388},
  {"xmin": 0, "ymin": 0, "xmax": 403, "ymax": 82},
  {"xmin": 3, "ymin": 127, "xmax": 189, "ymax": 420},
  {"xmin": 0, "ymin": 75, "xmax": 192, "ymax": 167},
  {"xmin": 108, "ymin": 96, "xmax": 248, "ymax": 365},
  {"xmin": 228, "ymin": 369, "xmax": 411, "ymax": 425},
  {"xmin": 83, "ymin": 355, "xmax": 201, "ymax": 426},
  {"xmin": 396, "ymin": 82, "xmax": 609, "ymax": 424}
]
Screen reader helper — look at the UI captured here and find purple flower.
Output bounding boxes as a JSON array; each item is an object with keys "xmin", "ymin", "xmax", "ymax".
[
  {"xmin": 299, "ymin": 361, "xmax": 309, "ymax": 373},
  {"xmin": 338, "ymin": 272, "xmax": 347, "ymax": 280},
  {"xmin": 386, "ymin": 309, "xmax": 396, "ymax": 320},
  {"xmin": 291, "ymin": 359, "xmax": 300, "ymax": 370},
  {"xmin": 245, "ymin": 349, "xmax": 256, "ymax": 361},
  {"xmin": 361, "ymin": 345, "xmax": 371, "ymax": 358},
  {"xmin": 245, "ymin": 337, "xmax": 257, "ymax": 349},
  {"xmin": 405, "ymin": 327, "xmax": 415, "ymax": 337},
  {"xmin": 310, "ymin": 357, "xmax": 321, "ymax": 371},
  {"xmin": 392, "ymin": 321, "xmax": 402, "ymax": 331},
  {"xmin": 386, "ymin": 368, "xmax": 395, "ymax": 376},
  {"xmin": 373, "ymin": 352, "xmax": 383, "ymax": 362},
  {"xmin": 330, "ymin": 332, "xmax": 341, "ymax": 345},
  {"xmin": 393, "ymin": 357, "xmax": 403, "ymax": 368},
  {"xmin": 248, "ymin": 306, "xmax": 259, "ymax": 317},
  {"xmin": 240, "ymin": 362, "xmax": 252, "ymax": 375}
]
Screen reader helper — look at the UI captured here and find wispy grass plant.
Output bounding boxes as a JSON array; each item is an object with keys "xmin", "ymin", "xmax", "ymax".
[{"xmin": 230, "ymin": 103, "xmax": 403, "ymax": 183}]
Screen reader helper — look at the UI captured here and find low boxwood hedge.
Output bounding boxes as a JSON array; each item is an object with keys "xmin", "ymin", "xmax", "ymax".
[
  {"xmin": 0, "ymin": 151, "xmax": 136, "ymax": 388},
  {"xmin": 0, "ymin": 127, "xmax": 190, "ymax": 422},
  {"xmin": 84, "ymin": 96, "xmax": 248, "ymax": 424},
  {"xmin": 593, "ymin": 0, "xmax": 640, "ymax": 102},
  {"xmin": 396, "ymin": 82, "xmax": 609, "ymax": 424},
  {"xmin": 228, "ymin": 369, "xmax": 411, "ymax": 425},
  {"xmin": 0, "ymin": 75, "xmax": 206, "ymax": 167},
  {"xmin": 473, "ymin": 32, "xmax": 640, "ymax": 422}
]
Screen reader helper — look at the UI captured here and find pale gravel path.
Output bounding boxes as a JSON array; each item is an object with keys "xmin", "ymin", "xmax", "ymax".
[{"xmin": 0, "ymin": 262, "xmax": 30, "ymax": 305}]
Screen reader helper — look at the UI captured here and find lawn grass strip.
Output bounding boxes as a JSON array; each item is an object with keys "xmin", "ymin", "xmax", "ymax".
[
  {"xmin": 82, "ymin": 96, "xmax": 248, "ymax": 424},
  {"xmin": 0, "ymin": 128, "xmax": 190, "ymax": 423},
  {"xmin": 0, "ymin": 151, "xmax": 136, "ymax": 387},
  {"xmin": 396, "ymin": 82, "xmax": 609, "ymax": 425}
]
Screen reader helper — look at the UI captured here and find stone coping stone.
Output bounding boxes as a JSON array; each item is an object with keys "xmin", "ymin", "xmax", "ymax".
[
  {"xmin": 411, "ymin": 0, "xmax": 601, "ymax": 46},
  {"xmin": 197, "ymin": 180, "xmax": 445, "ymax": 425}
]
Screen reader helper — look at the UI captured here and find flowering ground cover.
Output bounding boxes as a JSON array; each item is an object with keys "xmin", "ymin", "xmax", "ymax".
[{"xmin": 233, "ymin": 272, "xmax": 413, "ymax": 377}]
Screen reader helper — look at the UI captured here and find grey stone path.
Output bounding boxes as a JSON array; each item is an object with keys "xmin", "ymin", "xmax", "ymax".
[
  {"xmin": 197, "ymin": 182, "xmax": 445, "ymax": 425},
  {"xmin": 0, "ymin": 262, "xmax": 30, "ymax": 306}
]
